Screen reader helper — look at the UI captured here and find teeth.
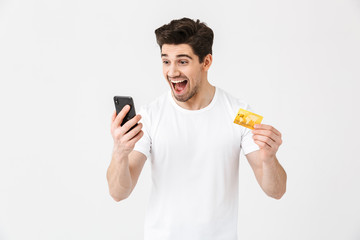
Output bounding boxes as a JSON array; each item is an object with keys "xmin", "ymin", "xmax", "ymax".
[{"xmin": 170, "ymin": 79, "xmax": 187, "ymax": 84}]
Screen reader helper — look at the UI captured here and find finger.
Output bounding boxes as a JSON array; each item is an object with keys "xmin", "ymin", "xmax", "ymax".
[
  {"xmin": 254, "ymin": 139, "xmax": 272, "ymax": 149},
  {"xmin": 127, "ymin": 131, "xmax": 144, "ymax": 148},
  {"xmin": 121, "ymin": 114, "xmax": 142, "ymax": 134},
  {"xmin": 111, "ymin": 110, "xmax": 116, "ymax": 123},
  {"xmin": 110, "ymin": 110, "xmax": 117, "ymax": 132},
  {"xmin": 253, "ymin": 134, "xmax": 275, "ymax": 148},
  {"xmin": 122, "ymin": 123, "xmax": 143, "ymax": 142},
  {"xmin": 254, "ymin": 124, "xmax": 281, "ymax": 136},
  {"xmin": 127, "ymin": 130, "xmax": 144, "ymax": 147},
  {"xmin": 113, "ymin": 105, "xmax": 130, "ymax": 129},
  {"xmin": 252, "ymin": 129, "xmax": 281, "ymax": 143}
]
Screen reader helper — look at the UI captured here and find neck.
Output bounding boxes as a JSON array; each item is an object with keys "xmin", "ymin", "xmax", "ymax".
[{"xmin": 172, "ymin": 80, "xmax": 216, "ymax": 110}]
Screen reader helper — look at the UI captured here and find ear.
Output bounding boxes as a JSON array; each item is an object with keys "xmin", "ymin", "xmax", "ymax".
[{"xmin": 202, "ymin": 54, "xmax": 212, "ymax": 71}]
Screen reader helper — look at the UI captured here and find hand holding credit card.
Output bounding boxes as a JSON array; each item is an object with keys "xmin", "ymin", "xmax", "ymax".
[{"xmin": 233, "ymin": 108, "xmax": 263, "ymax": 130}]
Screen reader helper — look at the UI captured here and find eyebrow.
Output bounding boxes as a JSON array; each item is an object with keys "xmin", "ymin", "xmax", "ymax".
[{"xmin": 161, "ymin": 54, "xmax": 193, "ymax": 59}]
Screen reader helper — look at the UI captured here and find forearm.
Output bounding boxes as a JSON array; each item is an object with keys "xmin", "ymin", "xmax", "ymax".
[
  {"xmin": 261, "ymin": 157, "xmax": 287, "ymax": 199},
  {"xmin": 106, "ymin": 153, "xmax": 133, "ymax": 202}
]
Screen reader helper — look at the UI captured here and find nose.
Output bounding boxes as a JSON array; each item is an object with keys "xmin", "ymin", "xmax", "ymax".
[{"xmin": 168, "ymin": 63, "xmax": 180, "ymax": 78}]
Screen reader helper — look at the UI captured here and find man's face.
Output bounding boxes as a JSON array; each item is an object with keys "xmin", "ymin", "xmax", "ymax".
[{"xmin": 161, "ymin": 44, "xmax": 204, "ymax": 102}]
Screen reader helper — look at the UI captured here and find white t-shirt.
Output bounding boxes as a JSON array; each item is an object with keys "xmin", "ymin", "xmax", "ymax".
[{"xmin": 134, "ymin": 86, "xmax": 259, "ymax": 240}]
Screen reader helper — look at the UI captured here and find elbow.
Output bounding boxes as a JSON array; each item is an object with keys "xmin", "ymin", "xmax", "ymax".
[
  {"xmin": 272, "ymin": 191, "xmax": 285, "ymax": 200},
  {"xmin": 112, "ymin": 197, "xmax": 125, "ymax": 202},
  {"xmin": 111, "ymin": 194, "xmax": 129, "ymax": 202},
  {"xmin": 263, "ymin": 182, "xmax": 286, "ymax": 200},
  {"xmin": 109, "ymin": 190, "xmax": 130, "ymax": 202},
  {"xmin": 270, "ymin": 187, "xmax": 286, "ymax": 200},
  {"xmin": 270, "ymin": 174, "xmax": 287, "ymax": 200}
]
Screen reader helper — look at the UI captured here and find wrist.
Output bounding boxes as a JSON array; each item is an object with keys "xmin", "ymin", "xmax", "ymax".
[
  {"xmin": 112, "ymin": 147, "xmax": 129, "ymax": 163},
  {"xmin": 262, "ymin": 155, "xmax": 278, "ymax": 166}
]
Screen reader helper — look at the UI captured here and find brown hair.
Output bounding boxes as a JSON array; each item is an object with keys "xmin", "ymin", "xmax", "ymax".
[{"xmin": 155, "ymin": 17, "xmax": 214, "ymax": 63}]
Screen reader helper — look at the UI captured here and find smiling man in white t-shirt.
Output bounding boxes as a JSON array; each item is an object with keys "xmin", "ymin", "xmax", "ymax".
[{"xmin": 107, "ymin": 17, "xmax": 287, "ymax": 240}]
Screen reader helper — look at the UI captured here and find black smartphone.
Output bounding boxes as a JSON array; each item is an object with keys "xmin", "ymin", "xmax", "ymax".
[{"xmin": 113, "ymin": 96, "xmax": 138, "ymax": 132}]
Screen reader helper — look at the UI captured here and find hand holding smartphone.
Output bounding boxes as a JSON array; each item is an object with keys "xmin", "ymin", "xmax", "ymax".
[
  {"xmin": 113, "ymin": 96, "xmax": 138, "ymax": 132},
  {"xmin": 111, "ymin": 96, "xmax": 143, "ymax": 158}
]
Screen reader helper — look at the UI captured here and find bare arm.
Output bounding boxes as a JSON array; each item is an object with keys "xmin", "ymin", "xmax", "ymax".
[
  {"xmin": 107, "ymin": 150, "xmax": 147, "ymax": 201},
  {"xmin": 246, "ymin": 124, "xmax": 287, "ymax": 199},
  {"xmin": 246, "ymin": 151, "xmax": 287, "ymax": 199},
  {"xmin": 106, "ymin": 106, "xmax": 146, "ymax": 202}
]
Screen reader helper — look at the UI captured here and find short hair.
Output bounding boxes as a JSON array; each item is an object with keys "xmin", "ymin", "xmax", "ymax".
[{"xmin": 155, "ymin": 17, "xmax": 214, "ymax": 63}]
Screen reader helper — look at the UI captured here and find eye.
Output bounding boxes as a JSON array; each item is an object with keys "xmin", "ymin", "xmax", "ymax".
[
  {"xmin": 162, "ymin": 60, "xmax": 169, "ymax": 65},
  {"xmin": 179, "ymin": 60, "xmax": 188, "ymax": 65}
]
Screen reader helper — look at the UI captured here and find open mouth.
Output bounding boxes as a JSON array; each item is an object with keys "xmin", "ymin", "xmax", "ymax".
[{"xmin": 171, "ymin": 79, "xmax": 188, "ymax": 94}]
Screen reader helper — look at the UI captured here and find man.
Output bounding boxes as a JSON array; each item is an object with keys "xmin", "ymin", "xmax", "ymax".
[{"xmin": 107, "ymin": 17, "xmax": 287, "ymax": 240}]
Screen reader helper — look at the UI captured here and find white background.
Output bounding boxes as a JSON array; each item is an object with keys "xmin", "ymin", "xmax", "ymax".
[{"xmin": 1, "ymin": 0, "xmax": 360, "ymax": 239}]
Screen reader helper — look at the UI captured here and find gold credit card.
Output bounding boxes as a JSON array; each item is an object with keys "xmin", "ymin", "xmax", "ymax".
[{"xmin": 233, "ymin": 108, "xmax": 263, "ymax": 130}]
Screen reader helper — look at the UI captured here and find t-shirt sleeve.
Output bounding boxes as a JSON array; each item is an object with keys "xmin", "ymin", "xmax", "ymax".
[
  {"xmin": 240, "ymin": 104, "xmax": 260, "ymax": 155},
  {"xmin": 133, "ymin": 106, "xmax": 152, "ymax": 159}
]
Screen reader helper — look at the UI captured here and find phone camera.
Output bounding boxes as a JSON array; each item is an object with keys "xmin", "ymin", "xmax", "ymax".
[{"xmin": 115, "ymin": 99, "xmax": 119, "ymax": 104}]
